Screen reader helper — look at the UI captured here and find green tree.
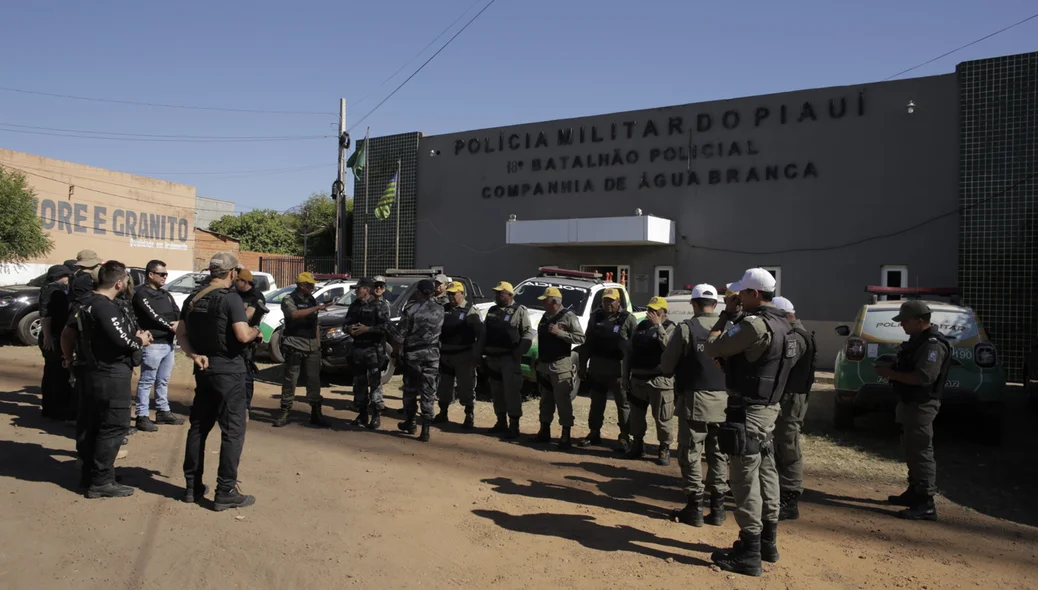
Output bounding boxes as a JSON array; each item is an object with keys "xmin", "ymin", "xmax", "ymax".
[
  {"xmin": 287, "ymin": 192, "xmax": 337, "ymax": 257},
  {"xmin": 0, "ymin": 167, "xmax": 52, "ymax": 262},
  {"xmin": 208, "ymin": 209, "xmax": 297, "ymax": 254}
]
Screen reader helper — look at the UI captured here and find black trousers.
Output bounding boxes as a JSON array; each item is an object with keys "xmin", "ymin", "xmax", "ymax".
[
  {"xmin": 77, "ymin": 370, "xmax": 132, "ymax": 487},
  {"xmin": 39, "ymin": 345, "xmax": 73, "ymax": 418},
  {"xmin": 245, "ymin": 361, "xmax": 255, "ymax": 410},
  {"xmin": 183, "ymin": 371, "xmax": 247, "ymax": 495}
]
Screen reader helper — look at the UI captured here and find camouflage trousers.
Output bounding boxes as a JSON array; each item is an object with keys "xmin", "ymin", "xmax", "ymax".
[
  {"xmin": 352, "ymin": 364, "xmax": 384, "ymax": 412},
  {"xmin": 402, "ymin": 357, "xmax": 440, "ymax": 421}
]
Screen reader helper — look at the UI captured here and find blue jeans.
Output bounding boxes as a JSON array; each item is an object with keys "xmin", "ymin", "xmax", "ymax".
[{"xmin": 135, "ymin": 342, "xmax": 175, "ymax": 417}]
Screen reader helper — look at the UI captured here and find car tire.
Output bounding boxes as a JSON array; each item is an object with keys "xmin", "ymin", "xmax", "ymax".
[
  {"xmin": 17, "ymin": 310, "xmax": 41, "ymax": 346},
  {"xmin": 380, "ymin": 342, "xmax": 395, "ymax": 385},
  {"xmin": 833, "ymin": 401, "xmax": 856, "ymax": 430},
  {"xmin": 268, "ymin": 329, "xmax": 285, "ymax": 364},
  {"xmin": 976, "ymin": 406, "xmax": 1004, "ymax": 446}
]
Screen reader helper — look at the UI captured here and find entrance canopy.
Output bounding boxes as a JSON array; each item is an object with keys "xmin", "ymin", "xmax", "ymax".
[{"xmin": 505, "ymin": 214, "xmax": 674, "ymax": 247}]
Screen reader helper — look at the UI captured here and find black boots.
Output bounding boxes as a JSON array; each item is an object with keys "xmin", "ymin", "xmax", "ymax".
[
  {"xmin": 712, "ymin": 532, "xmax": 763, "ymax": 577},
  {"xmin": 272, "ymin": 407, "xmax": 291, "ymax": 428},
  {"xmin": 558, "ymin": 427, "xmax": 572, "ymax": 450},
  {"xmin": 183, "ymin": 484, "xmax": 209, "ymax": 504},
  {"xmin": 576, "ymin": 430, "xmax": 601, "ymax": 447},
  {"xmin": 760, "ymin": 521, "xmax": 780, "ymax": 563},
  {"xmin": 213, "ymin": 486, "xmax": 256, "ymax": 512},
  {"xmin": 704, "ymin": 492, "xmax": 727, "ymax": 526},
  {"xmin": 136, "ymin": 415, "xmax": 158, "ymax": 432},
  {"xmin": 671, "ymin": 494, "xmax": 704, "ymax": 527},
  {"xmin": 155, "ymin": 410, "xmax": 184, "ymax": 425},
  {"xmin": 623, "ymin": 438, "xmax": 646, "ymax": 460},
  {"xmin": 888, "ymin": 486, "xmax": 921, "ymax": 507},
  {"xmin": 86, "ymin": 482, "xmax": 135, "ymax": 499},
  {"xmin": 504, "ymin": 416, "xmax": 520, "ymax": 440},
  {"xmin": 462, "ymin": 406, "xmax": 475, "ymax": 430},
  {"xmin": 309, "ymin": 404, "xmax": 328, "ymax": 428},
  {"xmin": 366, "ymin": 409, "xmax": 381, "ymax": 430},
  {"xmin": 779, "ymin": 490, "xmax": 801, "ymax": 521},
  {"xmin": 432, "ymin": 408, "xmax": 450, "ymax": 424},
  {"xmin": 534, "ymin": 423, "xmax": 551, "ymax": 443},
  {"xmin": 656, "ymin": 444, "xmax": 671, "ymax": 467},
  {"xmin": 352, "ymin": 409, "xmax": 368, "ymax": 427},
  {"xmin": 897, "ymin": 495, "xmax": 937, "ymax": 521},
  {"xmin": 488, "ymin": 414, "xmax": 507, "ymax": 434},
  {"xmin": 419, "ymin": 420, "xmax": 431, "ymax": 442},
  {"xmin": 616, "ymin": 433, "xmax": 631, "ymax": 454},
  {"xmin": 398, "ymin": 412, "xmax": 417, "ymax": 435}
]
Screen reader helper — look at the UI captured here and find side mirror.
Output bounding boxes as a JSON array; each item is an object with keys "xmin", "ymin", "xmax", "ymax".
[{"xmin": 835, "ymin": 325, "xmax": 851, "ymax": 337}]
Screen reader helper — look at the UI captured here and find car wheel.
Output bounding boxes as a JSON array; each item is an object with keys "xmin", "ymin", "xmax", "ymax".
[
  {"xmin": 833, "ymin": 401, "xmax": 856, "ymax": 430},
  {"xmin": 17, "ymin": 311, "xmax": 41, "ymax": 346},
  {"xmin": 380, "ymin": 342, "xmax": 395, "ymax": 385},
  {"xmin": 976, "ymin": 406, "xmax": 1004, "ymax": 446},
  {"xmin": 268, "ymin": 329, "xmax": 285, "ymax": 364}
]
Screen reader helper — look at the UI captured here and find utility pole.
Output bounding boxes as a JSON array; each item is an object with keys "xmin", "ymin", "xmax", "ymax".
[{"xmin": 334, "ymin": 98, "xmax": 347, "ymax": 274}]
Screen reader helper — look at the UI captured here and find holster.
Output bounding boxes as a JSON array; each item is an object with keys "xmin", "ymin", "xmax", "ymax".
[{"xmin": 718, "ymin": 406, "xmax": 761, "ymax": 456}]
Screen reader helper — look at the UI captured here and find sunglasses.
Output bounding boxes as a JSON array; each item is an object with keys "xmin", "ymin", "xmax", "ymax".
[{"xmin": 151, "ymin": 272, "xmax": 168, "ymax": 277}]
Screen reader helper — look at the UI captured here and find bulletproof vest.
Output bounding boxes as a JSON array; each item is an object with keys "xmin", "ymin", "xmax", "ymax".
[
  {"xmin": 537, "ymin": 309, "xmax": 575, "ymax": 363},
  {"xmin": 587, "ymin": 309, "xmax": 630, "ymax": 360},
  {"xmin": 892, "ymin": 327, "xmax": 952, "ymax": 402},
  {"xmin": 675, "ymin": 318, "xmax": 727, "ymax": 392},
  {"xmin": 351, "ymin": 298, "xmax": 386, "ymax": 346},
  {"xmin": 726, "ymin": 306, "xmax": 799, "ymax": 405},
  {"xmin": 75, "ymin": 293, "xmax": 133, "ymax": 371},
  {"xmin": 484, "ymin": 302, "xmax": 521, "ymax": 350},
  {"xmin": 186, "ymin": 287, "xmax": 233, "ymax": 357},
  {"xmin": 441, "ymin": 302, "xmax": 477, "ymax": 347},
  {"xmin": 284, "ymin": 289, "xmax": 319, "ymax": 340},
  {"xmin": 630, "ymin": 319, "xmax": 674, "ymax": 372},
  {"xmin": 785, "ymin": 326, "xmax": 817, "ymax": 394}
]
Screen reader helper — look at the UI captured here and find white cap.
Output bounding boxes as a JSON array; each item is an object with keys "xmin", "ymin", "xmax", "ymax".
[
  {"xmin": 772, "ymin": 296, "xmax": 795, "ymax": 314},
  {"xmin": 689, "ymin": 283, "xmax": 720, "ymax": 302},
  {"xmin": 737, "ymin": 268, "xmax": 777, "ymax": 293},
  {"xmin": 726, "ymin": 281, "xmax": 741, "ymax": 295}
]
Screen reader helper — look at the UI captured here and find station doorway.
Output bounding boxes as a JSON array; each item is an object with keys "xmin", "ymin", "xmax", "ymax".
[{"xmin": 580, "ymin": 265, "xmax": 630, "ymax": 287}]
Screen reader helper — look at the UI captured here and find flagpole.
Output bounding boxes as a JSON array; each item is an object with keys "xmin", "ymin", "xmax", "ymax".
[
  {"xmin": 394, "ymin": 158, "xmax": 402, "ymax": 269},
  {"xmin": 362, "ymin": 127, "xmax": 370, "ymax": 277}
]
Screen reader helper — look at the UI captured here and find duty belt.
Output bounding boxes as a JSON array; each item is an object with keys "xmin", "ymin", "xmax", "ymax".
[{"xmin": 404, "ymin": 343, "xmax": 437, "ymax": 353}]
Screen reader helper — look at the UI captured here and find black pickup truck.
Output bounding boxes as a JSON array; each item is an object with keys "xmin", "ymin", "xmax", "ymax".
[{"xmin": 317, "ymin": 269, "xmax": 486, "ymax": 377}]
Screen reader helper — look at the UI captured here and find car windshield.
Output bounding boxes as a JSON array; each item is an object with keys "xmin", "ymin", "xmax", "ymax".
[
  {"xmin": 862, "ymin": 308, "xmax": 979, "ymax": 343},
  {"xmin": 512, "ymin": 280, "xmax": 590, "ymax": 314},
  {"xmin": 265, "ymin": 286, "xmax": 295, "ymax": 303},
  {"xmin": 336, "ymin": 279, "xmax": 415, "ymax": 306},
  {"xmin": 165, "ymin": 273, "xmax": 208, "ymax": 294}
]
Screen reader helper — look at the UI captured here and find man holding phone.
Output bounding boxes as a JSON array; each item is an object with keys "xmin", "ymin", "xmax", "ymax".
[{"xmin": 273, "ymin": 272, "xmax": 331, "ymax": 428}]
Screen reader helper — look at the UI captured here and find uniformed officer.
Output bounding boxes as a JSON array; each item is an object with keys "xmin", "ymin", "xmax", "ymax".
[
  {"xmin": 38, "ymin": 264, "xmax": 73, "ymax": 420},
  {"xmin": 433, "ymin": 281, "xmax": 483, "ymax": 429},
  {"xmin": 770, "ymin": 297, "xmax": 817, "ymax": 521},
  {"xmin": 534, "ymin": 287, "xmax": 585, "ymax": 449},
  {"xmin": 624, "ymin": 296, "xmax": 677, "ymax": 465},
  {"xmin": 132, "ymin": 259, "xmax": 184, "ymax": 432},
  {"xmin": 68, "ymin": 261, "xmax": 153, "ymax": 498},
  {"xmin": 69, "ymin": 249, "xmax": 102, "ymax": 311},
  {"xmin": 577, "ymin": 288, "xmax": 638, "ymax": 451},
  {"xmin": 660, "ymin": 284, "xmax": 731, "ymax": 527},
  {"xmin": 705, "ymin": 268, "xmax": 801, "ymax": 577},
  {"xmin": 475, "ymin": 281, "xmax": 534, "ymax": 439},
  {"xmin": 274, "ymin": 272, "xmax": 331, "ymax": 428},
  {"xmin": 177, "ymin": 253, "xmax": 260, "ymax": 510},
  {"xmin": 392, "ymin": 279, "xmax": 444, "ymax": 442},
  {"xmin": 235, "ymin": 269, "xmax": 268, "ymax": 416},
  {"xmin": 433, "ymin": 273, "xmax": 451, "ymax": 307},
  {"xmin": 345, "ymin": 277, "xmax": 393, "ymax": 429},
  {"xmin": 874, "ymin": 299, "xmax": 951, "ymax": 521}
]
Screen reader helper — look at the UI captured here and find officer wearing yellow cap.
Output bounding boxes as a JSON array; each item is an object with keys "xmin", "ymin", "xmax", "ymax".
[
  {"xmin": 433, "ymin": 281, "xmax": 484, "ymax": 429},
  {"xmin": 475, "ymin": 280, "xmax": 535, "ymax": 438},
  {"xmin": 624, "ymin": 296, "xmax": 677, "ymax": 465},
  {"xmin": 533, "ymin": 286, "xmax": 585, "ymax": 449},
  {"xmin": 577, "ymin": 287, "xmax": 639, "ymax": 451},
  {"xmin": 274, "ymin": 271, "xmax": 332, "ymax": 428}
]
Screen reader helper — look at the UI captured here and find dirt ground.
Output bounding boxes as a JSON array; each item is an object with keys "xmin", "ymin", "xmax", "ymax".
[{"xmin": 1, "ymin": 343, "xmax": 1037, "ymax": 590}]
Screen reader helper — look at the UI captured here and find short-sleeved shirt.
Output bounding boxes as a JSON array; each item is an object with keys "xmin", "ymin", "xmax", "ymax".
[
  {"xmin": 181, "ymin": 289, "xmax": 249, "ymax": 374},
  {"xmin": 39, "ymin": 281, "xmax": 70, "ymax": 339},
  {"xmin": 281, "ymin": 292, "xmax": 320, "ymax": 353}
]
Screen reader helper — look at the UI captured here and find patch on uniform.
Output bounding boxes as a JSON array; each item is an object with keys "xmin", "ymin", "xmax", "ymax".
[
  {"xmin": 726, "ymin": 324, "xmax": 742, "ymax": 337},
  {"xmin": 927, "ymin": 350, "xmax": 937, "ymax": 362},
  {"xmin": 457, "ymin": 311, "xmax": 466, "ymax": 319},
  {"xmin": 504, "ymin": 314, "xmax": 512, "ymax": 322},
  {"xmin": 612, "ymin": 325, "xmax": 620, "ymax": 333}
]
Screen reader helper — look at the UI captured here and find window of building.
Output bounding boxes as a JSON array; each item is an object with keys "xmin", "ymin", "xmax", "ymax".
[
  {"xmin": 881, "ymin": 265, "xmax": 908, "ymax": 300},
  {"xmin": 761, "ymin": 266, "xmax": 781, "ymax": 296},
  {"xmin": 654, "ymin": 266, "xmax": 674, "ymax": 297}
]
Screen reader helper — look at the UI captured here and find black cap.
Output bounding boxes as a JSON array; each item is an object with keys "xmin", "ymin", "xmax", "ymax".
[
  {"xmin": 417, "ymin": 279, "xmax": 435, "ymax": 296},
  {"xmin": 63, "ymin": 259, "xmax": 78, "ymax": 271},
  {"xmin": 356, "ymin": 277, "xmax": 375, "ymax": 288},
  {"xmin": 48, "ymin": 265, "xmax": 72, "ymax": 280},
  {"xmin": 892, "ymin": 300, "xmax": 932, "ymax": 321}
]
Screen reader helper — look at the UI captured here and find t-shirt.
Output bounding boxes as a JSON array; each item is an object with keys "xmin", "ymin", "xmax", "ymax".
[
  {"xmin": 38, "ymin": 281, "xmax": 70, "ymax": 340},
  {"xmin": 69, "ymin": 270, "xmax": 96, "ymax": 310},
  {"xmin": 77, "ymin": 292, "xmax": 145, "ymax": 376},
  {"xmin": 181, "ymin": 288, "xmax": 249, "ymax": 374}
]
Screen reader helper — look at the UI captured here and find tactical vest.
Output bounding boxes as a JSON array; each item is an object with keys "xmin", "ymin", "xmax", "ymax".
[
  {"xmin": 538, "ymin": 310, "xmax": 575, "ymax": 363},
  {"xmin": 186, "ymin": 287, "xmax": 234, "ymax": 357},
  {"xmin": 892, "ymin": 327, "xmax": 952, "ymax": 403},
  {"xmin": 726, "ymin": 306, "xmax": 799, "ymax": 405},
  {"xmin": 484, "ymin": 303, "xmax": 521, "ymax": 350},
  {"xmin": 350, "ymin": 298, "xmax": 385, "ymax": 347},
  {"xmin": 675, "ymin": 318, "xmax": 727, "ymax": 392},
  {"xmin": 284, "ymin": 289, "xmax": 320, "ymax": 340},
  {"xmin": 630, "ymin": 319, "xmax": 674, "ymax": 373},
  {"xmin": 586, "ymin": 309, "xmax": 630, "ymax": 360},
  {"xmin": 441, "ymin": 302, "xmax": 477, "ymax": 348},
  {"xmin": 785, "ymin": 326, "xmax": 817, "ymax": 394},
  {"xmin": 75, "ymin": 293, "xmax": 133, "ymax": 371}
]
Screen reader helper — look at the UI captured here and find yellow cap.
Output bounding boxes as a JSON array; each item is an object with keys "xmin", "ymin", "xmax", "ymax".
[
  {"xmin": 446, "ymin": 281, "xmax": 465, "ymax": 293},
  {"xmin": 492, "ymin": 281, "xmax": 514, "ymax": 294},
  {"xmin": 537, "ymin": 286, "xmax": 563, "ymax": 300},
  {"xmin": 646, "ymin": 296, "xmax": 668, "ymax": 311},
  {"xmin": 296, "ymin": 272, "xmax": 316, "ymax": 284},
  {"xmin": 602, "ymin": 288, "xmax": 620, "ymax": 300},
  {"xmin": 237, "ymin": 268, "xmax": 254, "ymax": 283}
]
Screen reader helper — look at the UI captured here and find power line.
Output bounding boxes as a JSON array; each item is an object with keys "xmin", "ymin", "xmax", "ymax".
[
  {"xmin": 348, "ymin": 0, "xmax": 498, "ymax": 132},
  {"xmin": 134, "ymin": 163, "xmax": 328, "ymax": 176},
  {"xmin": 0, "ymin": 123, "xmax": 332, "ymax": 143},
  {"xmin": 884, "ymin": 11, "xmax": 1038, "ymax": 80},
  {"xmin": 0, "ymin": 85, "xmax": 331, "ymax": 116}
]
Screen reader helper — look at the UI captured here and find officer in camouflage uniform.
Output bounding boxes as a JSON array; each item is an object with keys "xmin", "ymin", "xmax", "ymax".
[
  {"xmin": 534, "ymin": 287, "xmax": 585, "ymax": 450},
  {"xmin": 476, "ymin": 281, "xmax": 534, "ymax": 439},
  {"xmin": 577, "ymin": 288, "xmax": 638, "ymax": 451},
  {"xmin": 393, "ymin": 279, "xmax": 444, "ymax": 442},
  {"xmin": 625, "ymin": 296, "xmax": 677, "ymax": 466},
  {"xmin": 661, "ymin": 284, "xmax": 731, "ymax": 527},
  {"xmin": 705, "ymin": 268, "xmax": 802, "ymax": 577},
  {"xmin": 433, "ymin": 281, "xmax": 483, "ymax": 429},
  {"xmin": 432, "ymin": 274, "xmax": 451, "ymax": 307},
  {"xmin": 770, "ymin": 297, "xmax": 817, "ymax": 521},
  {"xmin": 875, "ymin": 299, "xmax": 951, "ymax": 522},
  {"xmin": 345, "ymin": 277, "xmax": 394, "ymax": 429}
]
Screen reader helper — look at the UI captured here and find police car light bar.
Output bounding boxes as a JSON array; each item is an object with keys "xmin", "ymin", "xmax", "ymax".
[
  {"xmin": 537, "ymin": 267, "xmax": 602, "ymax": 279},
  {"xmin": 865, "ymin": 286, "xmax": 960, "ymax": 296},
  {"xmin": 313, "ymin": 273, "xmax": 351, "ymax": 280},
  {"xmin": 384, "ymin": 269, "xmax": 439, "ymax": 277}
]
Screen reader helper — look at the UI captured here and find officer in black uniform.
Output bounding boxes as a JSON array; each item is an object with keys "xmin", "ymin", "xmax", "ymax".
[
  {"xmin": 177, "ymin": 253, "xmax": 260, "ymax": 511},
  {"xmin": 235, "ymin": 268, "xmax": 268, "ymax": 416},
  {"xmin": 38, "ymin": 264, "xmax": 73, "ymax": 420},
  {"xmin": 69, "ymin": 249, "xmax": 102, "ymax": 312},
  {"xmin": 875, "ymin": 299, "xmax": 951, "ymax": 521},
  {"xmin": 346, "ymin": 277, "xmax": 394, "ymax": 429},
  {"xmin": 69, "ymin": 261, "xmax": 152, "ymax": 498}
]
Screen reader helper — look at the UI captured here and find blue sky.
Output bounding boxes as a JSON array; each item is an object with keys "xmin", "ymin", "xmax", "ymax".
[{"xmin": 1, "ymin": 0, "xmax": 1035, "ymax": 212}]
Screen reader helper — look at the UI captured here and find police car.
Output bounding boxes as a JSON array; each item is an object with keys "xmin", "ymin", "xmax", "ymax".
[
  {"xmin": 832, "ymin": 286, "xmax": 1006, "ymax": 443},
  {"xmin": 259, "ymin": 275, "xmax": 356, "ymax": 363}
]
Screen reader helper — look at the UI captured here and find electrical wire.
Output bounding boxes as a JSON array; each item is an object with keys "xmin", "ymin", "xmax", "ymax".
[{"xmin": 0, "ymin": 122, "xmax": 332, "ymax": 143}]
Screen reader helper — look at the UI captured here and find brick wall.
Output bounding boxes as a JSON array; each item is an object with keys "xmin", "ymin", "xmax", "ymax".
[{"xmin": 193, "ymin": 228, "xmax": 240, "ymax": 271}]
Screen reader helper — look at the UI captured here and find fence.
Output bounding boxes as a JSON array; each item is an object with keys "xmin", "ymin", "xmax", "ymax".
[{"xmin": 259, "ymin": 256, "xmax": 342, "ymax": 288}]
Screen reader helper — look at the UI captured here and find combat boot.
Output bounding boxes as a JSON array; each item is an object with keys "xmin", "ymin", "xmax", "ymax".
[
  {"xmin": 671, "ymin": 494, "xmax": 704, "ymax": 527},
  {"xmin": 656, "ymin": 444, "xmax": 671, "ymax": 467},
  {"xmin": 183, "ymin": 484, "xmax": 210, "ymax": 505},
  {"xmin": 779, "ymin": 490, "xmax": 801, "ymax": 521},
  {"xmin": 155, "ymin": 410, "xmax": 184, "ymax": 425},
  {"xmin": 558, "ymin": 427, "xmax": 572, "ymax": 450},
  {"xmin": 616, "ymin": 433, "xmax": 631, "ymax": 454},
  {"xmin": 462, "ymin": 406, "xmax": 475, "ymax": 430},
  {"xmin": 888, "ymin": 486, "xmax": 921, "ymax": 507},
  {"xmin": 135, "ymin": 415, "xmax": 158, "ymax": 432},
  {"xmin": 488, "ymin": 413, "xmax": 507, "ymax": 434},
  {"xmin": 419, "ymin": 421, "xmax": 431, "ymax": 442},
  {"xmin": 272, "ymin": 407, "xmax": 291, "ymax": 428},
  {"xmin": 704, "ymin": 492, "xmax": 727, "ymax": 526},
  {"xmin": 398, "ymin": 412, "xmax": 417, "ymax": 435},
  {"xmin": 623, "ymin": 438, "xmax": 645, "ymax": 460},
  {"xmin": 897, "ymin": 496, "xmax": 937, "ymax": 521},
  {"xmin": 432, "ymin": 407, "xmax": 450, "ymax": 424},
  {"xmin": 534, "ymin": 423, "xmax": 551, "ymax": 443},
  {"xmin": 86, "ymin": 482, "xmax": 135, "ymax": 499},
  {"xmin": 351, "ymin": 409, "xmax": 368, "ymax": 427},
  {"xmin": 760, "ymin": 521, "xmax": 780, "ymax": 563},
  {"xmin": 213, "ymin": 485, "xmax": 256, "ymax": 512},
  {"xmin": 712, "ymin": 532, "xmax": 763, "ymax": 577},
  {"xmin": 366, "ymin": 408, "xmax": 381, "ymax": 430},
  {"xmin": 309, "ymin": 404, "xmax": 328, "ymax": 428},
  {"xmin": 503, "ymin": 416, "xmax": 520, "ymax": 440},
  {"xmin": 577, "ymin": 430, "xmax": 601, "ymax": 447}
]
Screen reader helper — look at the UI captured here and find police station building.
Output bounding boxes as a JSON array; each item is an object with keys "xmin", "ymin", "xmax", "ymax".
[{"xmin": 351, "ymin": 51, "xmax": 1037, "ymax": 373}]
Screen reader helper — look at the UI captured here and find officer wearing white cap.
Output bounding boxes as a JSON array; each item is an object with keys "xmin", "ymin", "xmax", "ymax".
[
  {"xmin": 475, "ymin": 280, "xmax": 535, "ymax": 438},
  {"xmin": 432, "ymin": 274, "xmax": 451, "ymax": 307},
  {"xmin": 703, "ymin": 268, "xmax": 802, "ymax": 576},
  {"xmin": 624, "ymin": 296, "xmax": 677, "ymax": 465},
  {"xmin": 660, "ymin": 284, "xmax": 731, "ymax": 527},
  {"xmin": 770, "ymin": 297, "xmax": 817, "ymax": 521}
]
